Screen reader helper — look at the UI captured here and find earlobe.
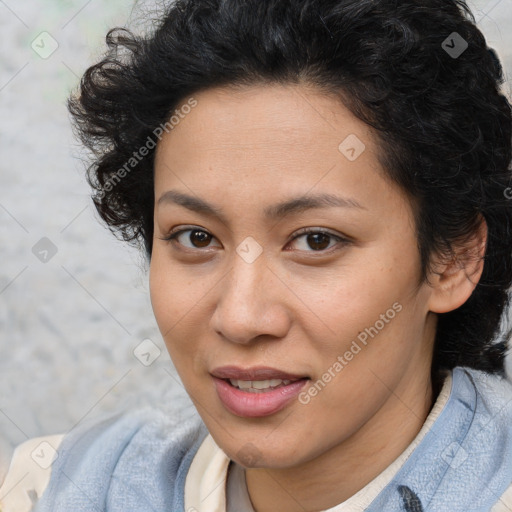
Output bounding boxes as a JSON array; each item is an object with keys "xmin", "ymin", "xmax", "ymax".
[{"xmin": 428, "ymin": 217, "xmax": 487, "ymax": 314}]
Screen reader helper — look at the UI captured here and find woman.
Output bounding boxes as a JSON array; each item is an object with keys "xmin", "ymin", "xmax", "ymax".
[{"xmin": 1, "ymin": 0, "xmax": 512, "ymax": 510}]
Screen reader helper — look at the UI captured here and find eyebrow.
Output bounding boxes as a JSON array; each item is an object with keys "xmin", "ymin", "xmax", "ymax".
[{"xmin": 157, "ymin": 190, "xmax": 366, "ymax": 224}]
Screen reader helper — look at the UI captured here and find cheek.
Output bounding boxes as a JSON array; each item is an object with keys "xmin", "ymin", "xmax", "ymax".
[
  {"xmin": 308, "ymin": 261, "xmax": 418, "ymax": 348},
  {"xmin": 300, "ymin": 259, "xmax": 430, "ymax": 400},
  {"xmin": 149, "ymin": 252, "xmax": 192, "ymax": 349},
  {"xmin": 149, "ymin": 249, "xmax": 202, "ymax": 327},
  {"xmin": 148, "ymin": 249, "xmax": 213, "ymax": 375},
  {"xmin": 149, "ymin": 253, "xmax": 174, "ymax": 332}
]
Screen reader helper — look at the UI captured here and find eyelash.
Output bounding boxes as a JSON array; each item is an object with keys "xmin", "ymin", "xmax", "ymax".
[{"xmin": 158, "ymin": 226, "xmax": 351, "ymax": 254}]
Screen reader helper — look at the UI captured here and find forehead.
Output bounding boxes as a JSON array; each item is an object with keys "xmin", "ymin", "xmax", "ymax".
[
  {"xmin": 163, "ymin": 83, "xmax": 374, "ymax": 144},
  {"xmin": 155, "ymin": 83, "xmax": 380, "ymax": 175},
  {"xmin": 152, "ymin": 83, "xmax": 408, "ymax": 221}
]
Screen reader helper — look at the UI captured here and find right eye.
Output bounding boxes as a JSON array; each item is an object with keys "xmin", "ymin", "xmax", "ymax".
[{"xmin": 159, "ymin": 227, "xmax": 222, "ymax": 250}]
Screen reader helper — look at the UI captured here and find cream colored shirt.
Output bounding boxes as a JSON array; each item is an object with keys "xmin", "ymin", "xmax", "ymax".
[{"xmin": 0, "ymin": 435, "xmax": 64, "ymax": 512}]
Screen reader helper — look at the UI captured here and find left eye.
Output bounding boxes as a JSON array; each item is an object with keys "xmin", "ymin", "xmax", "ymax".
[{"xmin": 290, "ymin": 229, "xmax": 345, "ymax": 252}]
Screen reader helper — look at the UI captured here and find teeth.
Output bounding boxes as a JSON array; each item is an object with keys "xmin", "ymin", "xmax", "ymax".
[{"xmin": 229, "ymin": 378, "xmax": 293, "ymax": 392}]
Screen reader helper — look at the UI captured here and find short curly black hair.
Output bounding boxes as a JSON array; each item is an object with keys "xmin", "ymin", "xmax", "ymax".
[{"xmin": 69, "ymin": 0, "xmax": 512, "ymax": 375}]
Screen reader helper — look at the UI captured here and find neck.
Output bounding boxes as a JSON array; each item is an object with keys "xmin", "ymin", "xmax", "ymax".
[{"xmin": 245, "ymin": 363, "xmax": 436, "ymax": 512}]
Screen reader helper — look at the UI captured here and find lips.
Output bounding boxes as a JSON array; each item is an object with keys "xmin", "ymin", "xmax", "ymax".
[
  {"xmin": 210, "ymin": 365, "xmax": 308, "ymax": 381},
  {"xmin": 210, "ymin": 366, "xmax": 310, "ymax": 417}
]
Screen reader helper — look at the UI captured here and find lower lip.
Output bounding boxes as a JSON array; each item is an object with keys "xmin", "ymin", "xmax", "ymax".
[{"xmin": 212, "ymin": 377, "xmax": 309, "ymax": 417}]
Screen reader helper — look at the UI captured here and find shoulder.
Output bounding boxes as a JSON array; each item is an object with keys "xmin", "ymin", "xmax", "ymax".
[
  {"xmin": 0, "ymin": 434, "xmax": 64, "ymax": 512},
  {"xmin": 450, "ymin": 368, "xmax": 512, "ymax": 510},
  {"xmin": 465, "ymin": 366, "xmax": 512, "ymax": 397},
  {"xmin": 460, "ymin": 367, "xmax": 512, "ymax": 427},
  {"xmin": 1, "ymin": 406, "xmax": 207, "ymax": 512},
  {"xmin": 467, "ymin": 368, "xmax": 512, "ymax": 510}
]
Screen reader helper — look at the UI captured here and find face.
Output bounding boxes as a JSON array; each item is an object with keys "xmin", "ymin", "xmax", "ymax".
[{"xmin": 150, "ymin": 83, "xmax": 437, "ymax": 469}]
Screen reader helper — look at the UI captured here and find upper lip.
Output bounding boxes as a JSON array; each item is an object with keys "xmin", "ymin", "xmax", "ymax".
[{"xmin": 210, "ymin": 366, "xmax": 309, "ymax": 381}]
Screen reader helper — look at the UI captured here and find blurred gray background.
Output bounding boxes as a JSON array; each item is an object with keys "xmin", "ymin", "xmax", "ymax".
[{"xmin": 0, "ymin": 0, "xmax": 511, "ymax": 479}]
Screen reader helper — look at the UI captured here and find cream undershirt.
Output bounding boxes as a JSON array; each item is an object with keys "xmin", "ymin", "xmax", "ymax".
[{"xmin": 0, "ymin": 435, "xmax": 64, "ymax": 512}]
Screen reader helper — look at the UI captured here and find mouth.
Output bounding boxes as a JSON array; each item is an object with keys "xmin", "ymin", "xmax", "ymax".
[
  {"xmin": 226, "ymin": 377, "xmax": 303, "ymax": 393},
  {"xmin": 210, "ymin": 365, "xmax": 309, "ymax": 381},
  {"xmin": 210, "ymin": 366, "xmax": 310, "ymax": 417}
]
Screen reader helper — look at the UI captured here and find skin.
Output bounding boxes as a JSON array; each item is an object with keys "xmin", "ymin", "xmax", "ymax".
[{"xmin": 149, "ymin": 83, "xmax": 485, "ymax": 511}]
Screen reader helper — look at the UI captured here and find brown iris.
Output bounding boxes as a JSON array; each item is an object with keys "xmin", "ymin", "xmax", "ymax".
[
  {"xmin": 306, "ymin": 232, "xmax": 331, "ymax": 251},
  {"xmin": 190, "ymin": 230, "xmax": 212, "ymax": 248}
]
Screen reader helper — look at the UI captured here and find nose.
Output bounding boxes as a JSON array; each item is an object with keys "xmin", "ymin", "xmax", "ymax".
[{"xmin": 210, "ymin": 252, "xmax": 292, "ymax": 345}]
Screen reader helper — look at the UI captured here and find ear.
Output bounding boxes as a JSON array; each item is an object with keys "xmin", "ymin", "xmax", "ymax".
[{"xmin": 428, "ymin": 216, "xmax": 488, "ymax": 314}]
